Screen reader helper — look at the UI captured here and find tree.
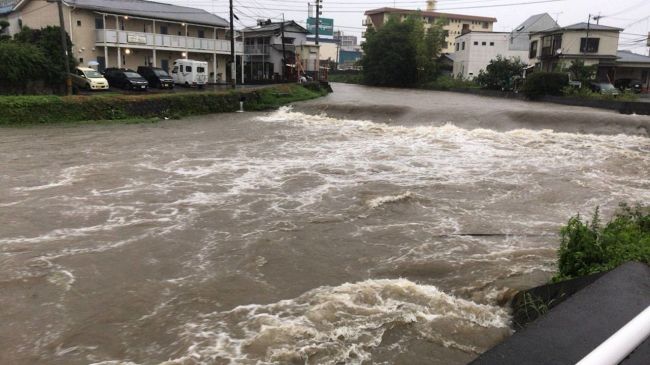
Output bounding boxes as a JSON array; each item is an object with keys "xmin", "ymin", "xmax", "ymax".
[
  {"xmin": 476, "ymin": 56, "xmax": 527, "ymax": 90},
  {"xmin": 0, "ymin": 41, "xmax": 48, "ymax": 84},
  {"xmin": 361, "ymin": 14, "xmax": 445, "ymax": 86},
  {"xmin": 14, "ymin": 26, "xmax": 76, "ymax": 85}
]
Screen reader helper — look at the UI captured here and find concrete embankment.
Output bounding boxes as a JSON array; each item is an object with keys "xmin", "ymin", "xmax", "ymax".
[{"xmin": 471, "ymin": 262, "xmax": 650, "ymax": 365}]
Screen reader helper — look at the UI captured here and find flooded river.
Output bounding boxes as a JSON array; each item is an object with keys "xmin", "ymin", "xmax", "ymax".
[{"xmin": 2, "ymin": 84, "xmax": 650, "ymax": 364}]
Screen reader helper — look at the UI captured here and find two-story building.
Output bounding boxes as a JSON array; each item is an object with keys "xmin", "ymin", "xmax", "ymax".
[
  {"xmin": 9, "ymin": 0, "xmax": 243, "ymax": 83},
  {"xmin": 528, "ymin": 22, "xmax": 622, "ymax": 79},
  {"xmin": 452, "ymin": 13, "xmax": 558, "ymax": 79},
  {"xmin": 242, "ymin": 20, "xmax": 319, "ymax": 82},
  {"xmin": 363, "ymin": 7, "xmax": 496, "ymax": 53}
]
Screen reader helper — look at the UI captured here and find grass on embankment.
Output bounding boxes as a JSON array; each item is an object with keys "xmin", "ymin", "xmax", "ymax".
[{"xmin": 0, "ymin": 83, "xmax": 328, "ymax": 126}]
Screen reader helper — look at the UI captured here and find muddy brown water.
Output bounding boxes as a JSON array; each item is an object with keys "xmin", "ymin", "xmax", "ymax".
[{"xmin": 1, "ymin": 84, "xmax": 650, "ymax": 365}]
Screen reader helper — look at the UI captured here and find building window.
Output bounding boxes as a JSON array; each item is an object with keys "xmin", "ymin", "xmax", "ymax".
[
  {"xmin": 198, "ymin": 29, "xmax": 205, "ymax": 38},
  {"xmin": 482, "ymin": 41, "xmax": 486, "ymax": 46},
  {"xmin": 580, "ymin": 38, "xmax": 600, "ymax": 53},
  {"xmin": 79, "ymin": 57, "xmax": 83, "ymax": 63},
  {"xmin": 529, "ymin": 40, "xmax": 538, "ymax": 59},
  {"xmin": 76, "ymin": 20, "xmax": 81, "ymax": 27},
  {"xmin": 455, "ymin": 43, "xmax": 459, "ymax": 51},
  {"xmin": 462, "ymin": 41, "xmax": 465, "ymax": 50},
  {"xmin": 489, "ymin": 42, "xmax": 494, "ymax": 46},
  {"xmin": 474, "ymin": 41, "xmax": 478, "ymax": 45},
  {"xmin": 160, "ymin": 25, "xmax": 168, "ymax": 34},
  {"xmin": 95, "ymin": 17, "xmax": 103, "ymax": 29},
  {"xmin": 483, "ymin": 22, "xmax": 489, "ymax": 29}
]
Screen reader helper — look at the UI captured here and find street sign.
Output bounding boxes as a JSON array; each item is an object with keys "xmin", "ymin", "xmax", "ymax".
[{"xmin": 307, "ymin": 17, "xmax": 334, "ymax": 37}]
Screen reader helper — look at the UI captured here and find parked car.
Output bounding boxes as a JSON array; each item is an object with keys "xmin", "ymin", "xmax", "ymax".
[
  {"xmin": 171, "ymin": 59, "xmax": 208, "ymax": 88},
  {"xmin": 103, "ymin": 68, "xmax": 149, "ymax": 91},
  {"xmin": 70, "ymin": 67, "xmax": 109, "ymax": 91},
  {"xmin": 137, "ymin": 66, "xmax": 174, "ymax": 89},
  {"xmin": 614, "ymin": 79, "xmax": 643, "ymax": 94},
  {"xmin": 590, "ymin": 82, "xmax": 620, "ymax": 96}
]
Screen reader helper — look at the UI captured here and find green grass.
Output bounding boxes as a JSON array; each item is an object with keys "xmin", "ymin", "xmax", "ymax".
[
  {"xmin": 562, "ymin": 86, "xmax": 640, "ymax": 102},
  {"xmin": 0, "ymin": 84, "xmax": 328, "ymax": 126},
  {"xmin": 553, "ymin": 204, "xmax": 650, "ymax": 282}
]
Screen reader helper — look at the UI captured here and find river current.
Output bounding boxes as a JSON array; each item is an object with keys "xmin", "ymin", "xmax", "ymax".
[{"xmin": 1, "ymin": 84, "xmax": 649, "ymax": 364}]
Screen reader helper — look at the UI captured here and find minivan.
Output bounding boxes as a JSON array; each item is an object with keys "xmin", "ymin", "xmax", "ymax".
[
  {"xmin": 137, "ymin": 66, "xmax": 174, "ymax": 89},
  {"xmin": 103, "ymin": 68, "xmax": 149, "ymax": 91}
]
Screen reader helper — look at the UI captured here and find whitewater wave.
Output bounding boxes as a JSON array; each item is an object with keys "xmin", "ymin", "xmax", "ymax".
[{"xmin": 367, "ymin": 191, "xmax": 414, "ymax": 209}]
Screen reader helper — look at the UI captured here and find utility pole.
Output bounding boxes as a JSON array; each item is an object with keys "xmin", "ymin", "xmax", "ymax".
[
  {"xmin": 584, "ymin": 13, "xmax": 591, "ymax": 57},
  {"xmin": 315, "ymin": 0, "xmax": 321, "ymax": 81},
  {"xmin": 281, "ymin": 14, "xmax": 287, "ymax": 81},
  {"xmin": 54, "ymin": 0, "xmax": 72, "ymax": 95},
  {"xmin": 229, "ymin": 0, "xmax": 236, "ymax": 88}
]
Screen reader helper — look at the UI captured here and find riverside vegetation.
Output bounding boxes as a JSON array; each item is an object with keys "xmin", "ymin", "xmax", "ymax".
[
  {"xmin": 554, "ymin": 204, "xmax": 650, "ymax": 282},
  {"xmin": 0, "ymin": 84, "xmax": 329, "ymax": 125}
]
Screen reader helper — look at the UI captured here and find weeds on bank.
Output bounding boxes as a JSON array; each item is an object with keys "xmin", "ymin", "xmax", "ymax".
[{"xmin": 553, "ymin": 203, "xmax": 650, "ymax": 282}]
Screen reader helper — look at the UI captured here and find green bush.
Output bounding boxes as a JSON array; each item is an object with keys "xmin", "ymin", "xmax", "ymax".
[
  {"xmin": 475, "ymin": 56, "xmax": 527, "ymax": 90},
  {"xmin": 422, "ymin": 75, "xmax": 480, "ymax": 90},
  {"xmin": 521, "ymin": 72, "xmax": 569, "ymax": 99},
  {"xmin": 0, "ymin": 42, "xmax": 48, "ymax": 84},
  {"xmin": 554, "ymin": 204, "xmax": 650, "ymax": 282},
  {"xmin": 0, "ymin": 84, "xmax": 328, "ymax": 125},
  {"xmin": 562, "ymin": 86, "xmax": 639, "ymax": 102},
  {"xmin": 328, "ymin": 73, "xmax": 363, "ymax": 84}
]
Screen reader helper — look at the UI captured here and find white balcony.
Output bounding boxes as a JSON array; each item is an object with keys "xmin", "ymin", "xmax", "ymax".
[
  {"xmin": 244, "ymin": 44, "xmax": 270, "ymax": 55},
  {"xmin": 96, "ymin": 30, "xmax": 243, "ymax": 54}
]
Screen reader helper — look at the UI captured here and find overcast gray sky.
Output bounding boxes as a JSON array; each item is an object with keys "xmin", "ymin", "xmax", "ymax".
[{"xmin": 164, "ymin": 0, "xmax": 649, "ymax": 54}]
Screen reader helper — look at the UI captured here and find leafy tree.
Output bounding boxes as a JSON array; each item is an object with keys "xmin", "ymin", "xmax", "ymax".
[
  {"xmin": 361, "ymin": 14, "xmax": 444, "ymax": 86},
  {"xmin": 14, "ymin": 26, "xmax": 76, "ymax": 85},
  {"xmin": 0, "ymin": 41, "xmax": 48, "ymax": 84},
  {"xmin": 476, "ymin": 56, "xmax": 527, "ymax": 90}
]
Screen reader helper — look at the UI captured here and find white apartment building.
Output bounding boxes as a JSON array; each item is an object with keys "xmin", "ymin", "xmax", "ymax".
[{"xmin": 7, "ymin": 0, "xmax": 243, "ymax": 83}]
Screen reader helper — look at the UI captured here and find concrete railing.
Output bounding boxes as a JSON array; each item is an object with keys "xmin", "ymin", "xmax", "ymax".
[{"xmin": 96, "ymin": 30, "xmax": 243, "ymax": 54}]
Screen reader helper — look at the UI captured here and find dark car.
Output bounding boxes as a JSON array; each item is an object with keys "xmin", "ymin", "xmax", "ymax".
[
  {"xmin": 614, "ymin": 79, "xmax": 643, "ymax": 94},
  {"xmin": 103, "ymin": 68, "xmax": 149, "ymax": 91},
  {"xmin": 137, "ymin": 66, "xmax": 174, "ymax": 89},
  {"xmin": 589, "ymin": 82, "xmax": 620, "ymax": 96}
]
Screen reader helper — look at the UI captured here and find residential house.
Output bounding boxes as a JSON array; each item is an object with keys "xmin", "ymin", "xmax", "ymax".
[
  {"xmin": 242, "ymin": 20, "xmax": 319, "ymax": 82},
  {"xmin": 528, "ymin": 22, "xmax": 622, "ymax": 80},
  {"xmin": 363, "ymin": 7, "xmax": 496, "ymax": 53},
  {"xmin": 9, "ymin": 0, "xmax": 243, "ymax": 83},
  {"xmin": 0, "ymin": 0, "xmax": 16, "ymax": 35},
  {"xmin": 452, "ymin": 14, "xmax": 558, "ymax": 79}
]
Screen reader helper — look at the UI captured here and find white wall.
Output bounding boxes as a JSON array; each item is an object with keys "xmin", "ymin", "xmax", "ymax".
[{"xmin": 452, "ymin": 32, "xmax": 527, "ymax": 79}]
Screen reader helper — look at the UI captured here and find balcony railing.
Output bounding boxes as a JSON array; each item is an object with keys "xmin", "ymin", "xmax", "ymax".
[
  {"xmin": 244, "ymin": 45, "xmax": 270, "ymax": 55},
  {"xmin": 96, "ymin": 30, "xmax": 243, "ymax": 54}
]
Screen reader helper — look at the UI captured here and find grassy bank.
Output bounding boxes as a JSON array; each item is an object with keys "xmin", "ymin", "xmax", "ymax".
[{"xmin": 0, "ymin": 83, "xmax": 328, "ymax": 125}]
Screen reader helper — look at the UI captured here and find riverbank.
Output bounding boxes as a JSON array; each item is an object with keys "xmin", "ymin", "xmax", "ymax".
[{"xmin": 0, "ymin": 83, "xmax": 329, "ymax": 125}]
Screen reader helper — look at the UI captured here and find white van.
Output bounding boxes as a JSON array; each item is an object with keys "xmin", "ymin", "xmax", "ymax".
[{"xmin": 171, "ymin": 59, "xmax": 208, "ymax": 87}]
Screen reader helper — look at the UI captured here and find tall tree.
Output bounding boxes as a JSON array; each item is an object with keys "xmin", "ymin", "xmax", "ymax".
[{"xmin": 361, "ymin": 14, "xmax": 444, "ymax": 87}]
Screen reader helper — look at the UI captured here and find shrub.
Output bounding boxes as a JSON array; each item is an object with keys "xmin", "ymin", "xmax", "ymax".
[
  {"xmin": 521, "ymin": 72, "xmax": 569, "ymax": 99},
  {"xmin": 422, "ymin": 75, "xmax": 479, "ymax": 90},
  {"xmin": 0, "ymin": 42, "xmax": 48, "ymax": 84},
  {"xmin": 475, "ymin": 56, "xmax": 527, "ymax": 90},
  {"xmin": 0, "ymin": 84, "xmax": 328, "ymax": 125},
  {"xmin": 554, "ymin": 204, "xmax": 650, "ymax": 282},
  {"xmin": 562, "ymin": 86, "xmax": 639, "ymax": 102}
]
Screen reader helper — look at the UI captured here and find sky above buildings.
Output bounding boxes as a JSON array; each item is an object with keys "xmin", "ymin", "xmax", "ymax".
[{"xmin": 164, "ymin": 0, "xmax": 650, "ymax": 54}]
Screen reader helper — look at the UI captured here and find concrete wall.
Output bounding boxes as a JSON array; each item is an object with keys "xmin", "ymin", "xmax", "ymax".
[{"xmin": 452, "ymin": 33, "xmax": 528, "ymax": 79}]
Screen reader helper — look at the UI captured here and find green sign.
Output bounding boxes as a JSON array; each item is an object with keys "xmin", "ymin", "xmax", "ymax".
[{"xmin": 307, "ymin": 17, "xmax": 334, "ymax": 37}]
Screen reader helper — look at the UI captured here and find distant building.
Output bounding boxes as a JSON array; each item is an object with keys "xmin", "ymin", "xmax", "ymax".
[
  {"xmin": 334, "ymin": 31, "xmax": 358, "ymax": 47},
  {"xmin": 242, "ymin": 20, "xmax": 319, "ymax": 81},
  {"xmin": 529, "ymin": 22, "xmax": 622, "ymax": 78},
  {"xmin": 363, "ymin": 7, "xmax": 496, "ymax": 53},
  {"xmin": 452, "ymin": 14, "xmax": 558, "ymax": 79}
]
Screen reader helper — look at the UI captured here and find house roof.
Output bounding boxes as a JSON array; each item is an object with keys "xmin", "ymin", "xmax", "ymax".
[
  {"xmin": 617, "ymin": 50, "xmax": 650, "ymax": 64},
  {"xmin": 15, "ymin": 0, "xmax": 229, "ymax": 27},
  {"xmin": 242, "ymin": 20, "xmax": 308, "ymax": 35},
  {"xmin": 364, "ymin": 7, "xmax": 497, "ymax": 23},
  {"xmin": 512, "ymin": 13, "xmax": 558, "ymax": 34},
  {"xmin": 533, "ymin": 22, "xmax": 623, "ymax": 34}
]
